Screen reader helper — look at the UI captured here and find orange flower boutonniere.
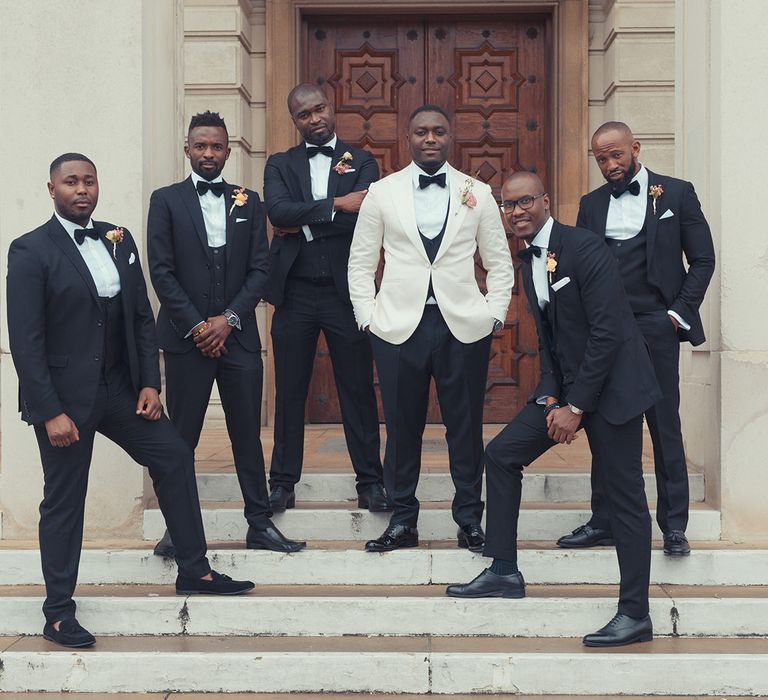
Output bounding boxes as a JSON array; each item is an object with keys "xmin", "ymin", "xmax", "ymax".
[
  {"xmin": 229, "ymin": 187, "xmax": 248, "ymax": 215},
  {"xmin": 649, "ymin": 184, "xmax": 664, "ymax": 215},
  {"xmin": 546, "ymin": 251, "xmax": 557, "ymax": 283},
  {"xmin": 104, "ymin": 228, "xmax": 124, "ymax": 259}
]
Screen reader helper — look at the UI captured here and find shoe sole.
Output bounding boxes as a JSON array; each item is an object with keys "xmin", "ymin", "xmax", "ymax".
[
  {"xmin": 176, "ymin": 585, "xmax": 256, "ymax": 596},
  {"xmin": 556, "ymin": 539, "xmax": 615, "ymax": 549},
  {"xmin": 664, "ymin": 550, "xmax": 691, "ymax": 556},
  {"xmin": 358, "ymin": 500, "xmax": 394, "ymax": 512},
  {"xmin": 457, "ymin": 539, "xmax": 484, "ymax": 553},
  {"xmin": 365, "ymin": 540, "xmax": 419, "ymax": 552},
  {"xmin": 446, "ymin": 590, "xmax": 525, "ymax": 599},
  {"xmin": 582, "ymin": 632, "xmax": 653, "ymax": 647},
  {"xmin": 246, "ymin": 543, "xmax": 307, "ymax": 552},
  {"xmin": 42, "ymin": 633, "xmax": 96, "ymax": 648}
]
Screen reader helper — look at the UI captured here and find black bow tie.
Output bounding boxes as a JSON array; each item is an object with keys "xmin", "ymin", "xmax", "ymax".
[
  {"xmin": 419, "ymin": 173, "xmax": 447, "ymax": 189},
  {"xmin": 611, "ymin": 180, "xmax": 641, "ymax": 198},
  {"xmin": 74, "ymin": 228, "xmax": 100, "ymax": 245},
  {"xmin": 196, "ymin": 180, "xmax": 225, "ymax": 197},
  {"xmin": 517, "ymin": 245, "xmax": 542, "ymax": 263},
  {"xmin": 307, "ymin": 145, "xmax": 334, "ymax": 159}
]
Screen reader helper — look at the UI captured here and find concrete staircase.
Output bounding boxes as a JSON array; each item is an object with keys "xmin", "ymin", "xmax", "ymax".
[{"xmin": 1, "ymin": 428, "xmax": 767, "ymax": 695}]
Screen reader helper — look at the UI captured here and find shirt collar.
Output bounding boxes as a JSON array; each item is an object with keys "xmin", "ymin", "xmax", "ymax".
[
  {"xmin": 55, "ymin": 212, "xmax": 94, "ymax": 240},
  {"xmin": 411, "ymin": 160, "xmax": 449, "ymax": 188},
  {"xmin": 190, "ymin": 171, "xmax": 224, "ymax": 187},
  {"xmin": 529, "ymin": 216, "xmax": 554, "ymax": 250},
  {"xmin": 631, "ymin": 164, "xmax": 648, "ymax": 189},
  {"xmin": 305, "ymin": 134, "xmax": 338, "ymax": 151}
]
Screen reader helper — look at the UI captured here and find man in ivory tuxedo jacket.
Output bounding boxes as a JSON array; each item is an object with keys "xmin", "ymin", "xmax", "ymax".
[
  {"xmin": 148, "ymin": 111, "xmax": 304, "ymax": 556},
  {"xmin": 6, "ymin": 154, "xmax": 253, "ymax": 648},
  {"xmin": 557, "ymin": 122, "xmax": 715, "ymax": 556},
  {"xmin": 447, "ymin": 171, "xmax": 661, "ymax": 648},
  {"xmin": 348, "ymin": 104, "xmax": 514, "ymax": 553}
]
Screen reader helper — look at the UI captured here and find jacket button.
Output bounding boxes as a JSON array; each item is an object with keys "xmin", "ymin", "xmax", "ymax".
[
  {"xmin": 97, "ymin": 321, "xmax": 103, "ymax": 327},
  {"xmin": 203, "ymin": 293, "xmax": 209, "ymax": 298},
  {"xmin": 94, "ymin": 356, "xmax": 100, "ymax": 362}
]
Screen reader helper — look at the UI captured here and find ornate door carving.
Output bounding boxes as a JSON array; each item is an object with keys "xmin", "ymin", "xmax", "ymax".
[{"xmin": 302, "ymin": 14, "xmax": 549, "ymax": 423}]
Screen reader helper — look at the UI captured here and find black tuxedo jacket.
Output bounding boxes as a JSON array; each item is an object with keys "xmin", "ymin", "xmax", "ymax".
[
  {"xmin": 263, "ymin": 139, "xmax": 379, "ymax": 306},
  {"xmin": 576, "ymin": 170, "xmax": 715, "ymax": 346},
  {"xmin": 522, "ymin": 221, "xmax": 662, "ymax": 426},
  {"xmin": 147, "ymin": 177, "xmax": 269, "ymax": 354},
  {"xmin": 6, "ymin": 217, "xmax": 161, "ymax": 426}
]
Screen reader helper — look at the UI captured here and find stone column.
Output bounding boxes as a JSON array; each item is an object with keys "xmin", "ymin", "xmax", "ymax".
[
  {"xmin": 677, "ymin": 0, "xmax": 768, "ymax": 539},
  {"xmin": 0, "ymin": 0, "xmax": 183, "ymax": 539}
]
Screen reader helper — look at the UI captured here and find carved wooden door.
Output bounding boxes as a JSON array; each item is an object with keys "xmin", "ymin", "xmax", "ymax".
[{"xmin": 302, "ymin": 14, "xmax": 549, "ymax": 423}]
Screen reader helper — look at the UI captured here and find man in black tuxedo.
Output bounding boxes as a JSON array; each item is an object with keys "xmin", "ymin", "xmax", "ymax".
[
  {"xmin": 6, "ymin": 153, "xmax": 254, "ymax": 648},
  {"xmin": 557, "ymin": 122, "xmax": 716, "ymax": 556},
  {"xmin": 447, "ymin": 172, "xmax": 662, "ymax": 647},
  {"xmin": 263, "ymin": 83, "xmax": 387, "ymax": 514},
  {"xmin": 148, "ymin": 112, "xmax": 304, "ymax": 555}
]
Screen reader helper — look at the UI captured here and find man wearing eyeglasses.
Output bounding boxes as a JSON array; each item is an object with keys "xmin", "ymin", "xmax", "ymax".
[
  {"xmin": 447, "ymin": 171, "xmax": 661, "ymax": 648},
  {"xmin": 556, "ymin": 122, "xmax": 715, "ymax": 557},
  {"xmin": 348, "ymin": 104, "xmax": 513, "ymax": 553}
]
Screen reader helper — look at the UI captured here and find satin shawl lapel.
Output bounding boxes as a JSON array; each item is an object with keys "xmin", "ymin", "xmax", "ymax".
[
  {"xmin": 97, "ymin": 222, "xmax": 133, "ymax": 316},
  {"xmin": 291, "ymin": 145, "xmax": 313, "ymax": 202},
  {"xmin": 46, "ymin": 216, "xmax": 100, "ymax": 306},
  {"xmin": 644, "ymin": 169, "xmax": 659, "ymax": 263},
  {"xmin": 223, "ymin": 181, "xmax": 236, "ymax": 264},
  {"xmin": 326, "ymin": 140, "xmax": 346, "ymax": 198},
  {"xmin": 545, "ymin": 222, "xmax": 564, "ymax": 331},
  {"xmin": 392, "ymin": 167, "xmax": 429, "ymax": 262},
  {"xmin": 179, "ymin": 176, "xmax": 210, "ymax": 254},
  {"xmin": 520, "ymin": 258, "xmax": 547, "ymax": 338},
  {"xmin": 433, "ymin": 165, "xmax": 469, "ymax": 265},
  {"xmin": 596, "ymin": 185, "xmax": 611, "ymax": 238}
]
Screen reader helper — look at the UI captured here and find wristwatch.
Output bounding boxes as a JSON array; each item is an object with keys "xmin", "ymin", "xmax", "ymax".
[
  {"xmin": 569, "ymin": 404, "xmax": 584, "ymax": 415},
  {"xmin": 223, "ymin": 310, "xmax": 239, "ymax": 328},
  {"xmin": 493, "ymin": 318, "xmax": 504, "ymax": 332}
]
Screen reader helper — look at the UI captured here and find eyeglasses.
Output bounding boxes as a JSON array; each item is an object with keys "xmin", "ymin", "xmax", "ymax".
[{"xmin": 499, "ymin": 192, "xmax": 547, "ymax": 213}]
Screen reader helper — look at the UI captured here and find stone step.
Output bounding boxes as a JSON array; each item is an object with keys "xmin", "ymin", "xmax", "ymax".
[
  {"xmin": 1, "ymin": 584, "xmax": 767, "ymax": 638},
  {"xmin": 10, "ymin": 696, "xmax": 733, "ymax": 700},
  {"xmin": 143, "ymin": 502, "xmax": 722, "ymax": 542},
  {"xmin": 196, "ymin": 471, "xmax": 706, "ymax": 503},
  {"xmin": 1, "ymin": 542, "xmax": 765, "ymax": 586},
  {"xmin": 1, "ymin": 636, "xmax": 766, "ymax": 694}
]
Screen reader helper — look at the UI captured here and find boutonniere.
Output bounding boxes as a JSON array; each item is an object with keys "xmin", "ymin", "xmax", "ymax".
[
  {"xmin": 333, "ymin": 152, "xmax": 353, "ymax": 175},
  {"xmin": 457, "ymin": 173, "xmax": 478, "ymax": 214},
  {"xmin": 229, "ymin": 187, "xmax": 248, "ymax": 215},
  {"xmin": 104, "ymin": 227, "xmax": 124, "ymax": 259},
  {"xmin": 649, "ymin": 184, "xmax": 664, "ymax": 215},
  {"xmin": 546, "ymin": 251, "xmax": 557, "ymax": 283}
]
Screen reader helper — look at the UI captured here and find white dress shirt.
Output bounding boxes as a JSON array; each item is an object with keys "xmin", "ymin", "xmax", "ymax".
[
  {"xmin": 55, "ymin": 212, "xmax": 121, "ymax": 297},
  {"xmin": 302, "ymin": 134, "xmax": 337, "ymax": 242},
  {"xmin": 527, "ymin": 215, "xmax": 554, "ymax": 310},
  {"xmin": 190, "ymin": 171, "xmax": 226, "ymax": 248},
  {"xmin": 605, "ymin": 164, "xmax": 689, "ymax": 329},
  {"xmin": 412, "ymin": 161, "xmax": 450, "ymax": 239}
]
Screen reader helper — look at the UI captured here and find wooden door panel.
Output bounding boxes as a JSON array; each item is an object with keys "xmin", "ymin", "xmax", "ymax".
[{"xmin": 302, "ymin": 14, "xmax": 549, "ymax": 424}]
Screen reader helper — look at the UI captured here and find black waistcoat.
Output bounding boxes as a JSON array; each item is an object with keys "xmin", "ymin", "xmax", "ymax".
[
  {"xmin": 419, "ymin": 206, "xmax": 450, "ymax": 302},
  {"xmin": 208, "ymin": 245, "xmax": 228, "ymax": 316},
  {"xmin": 290, "ymin": 230, "xmax": 332, "ymax": 281},
  {"xmin": 100, "ymin": 292, "xmax": 127, "ymax": 384},
  {"xmin": 606, "ymin": 224, "xmax": 665, "ymax": 313}
]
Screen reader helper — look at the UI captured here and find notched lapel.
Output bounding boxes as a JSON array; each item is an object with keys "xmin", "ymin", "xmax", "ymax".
[
  {"xmin": 180, "ymin": 177, "xmax": 211, "ymax": 253},
  {"xmin": 47, "ymin": 217, "xmax": 100, "ymax": 305},
  {"xmin": 545, "ymin": 223, "xmax": 564, "ymax": 330}
]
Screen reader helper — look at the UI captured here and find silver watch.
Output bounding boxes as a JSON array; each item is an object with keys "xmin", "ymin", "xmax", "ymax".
[
  {"xmin": 569, "ymin": 404, "xmax": 584, "ymax": 415},
  {"xmin": 223, "ymin": 310, "xmax": 238, "ymax": 328}
]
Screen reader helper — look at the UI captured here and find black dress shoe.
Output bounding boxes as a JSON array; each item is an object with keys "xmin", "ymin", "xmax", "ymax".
[
  {"xmin": 663, "ymin": 530, "xmax": 691, "ymax": 556},
  {"xmin": 365, "ymin": 524, "xmax": 418, "ymax": 552},
  {"xmin": 269, "ymin": 486, "xmax": 295, "ymax": 513},
  {"xmin": 246, "ymin": 521, "xmax": 306, "ymax": 552},
  {"xmin": 446, "ymin": 568, "xmax": 525, "ymax": 599},
  {"xmin": 457, "ymin": 523, "xmax": 485, "ymax": 553},
  {"xmin": 358, "ymin": 483, "xmax": 392, "ymax": 512},
  {"xmin": 43, "ymin": 618, "xmax": 96, "ymax": 648},
  {"xmin": 153, "ymin": 529, "xmax": 176, "ymax": 559},
  {"xmin": 176, "ymin": 569, "xmax": 255, "ymax": 595},
  {"xmin": 583, "ymin": 612, "xmax": 653, "ymax": 647},
  {"xmin": 556, "ymin": 523, "xmax": 615, "ymax": 548}
]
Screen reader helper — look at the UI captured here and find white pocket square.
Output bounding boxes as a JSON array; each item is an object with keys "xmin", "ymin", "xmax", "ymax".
[
  {"xmin": 342, "ymin": 168, "xmax": 356, "ymax": 174},
  {"xmin": 551, "ymin": 276, "xmax": 571, "ymax": 292},
  {"xmin": 128, "ymin": 252, "xmax": 136, "ymax": 265},
  {"xmin": 660, "ymin": 209, "xmax": 674, "ymax": 220},
  {"xmin": 236, "ymin": 217, "xmax": 248, "ymax": 223}
]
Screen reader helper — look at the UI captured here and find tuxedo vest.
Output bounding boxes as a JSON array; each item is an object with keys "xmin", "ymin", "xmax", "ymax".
[
  {"xmin": 290, "ymin": 229, "xmax": 333, "ymax": 283},
  {"xmin": 99, "ymin": 292, "xmax": 128, "ymax": 384},
  {"xmin": 419, "ymin": 205, "xmax": 450, "ymax": 302},
  {"xmin": 206, "ymin": 244, "xmax": 228, "ymax": 316},
  {"xmin": 606, "ymin": 225, "xmax": 665, "ymax": 314}
]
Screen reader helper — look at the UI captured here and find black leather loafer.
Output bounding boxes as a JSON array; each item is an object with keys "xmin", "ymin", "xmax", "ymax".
[
  {"xmin": 153, "ymin": 529, "xmax": 176, "ymax": 558},
  {"xmin": 556, "ymin": 523, "xmax": 614, "ymax": 548},
  {"xmin": 365, "ymin": 524, "xmax": 419, "ymax": 552},
  {"xmin": 582, "ymin": 612, "xmax": 653, "ymax": 647},
  {"xmin": 446, "ymin": 568, "xmax": 525, "ymax": 599},
  {"xmin": 457, "ymin": 523, "xmax": 485, "ymax": 553},
  {"xmin": 358, "ymin": 483, "xmax": 392, "ymax": 512},
  {"xmin": 663, "ymin": 530, "xmax": 691, "ymax": 556},
  {"xmin": 269, "ymin": 486, "xmax": 296, "ymax": 513},
  {"xmin": 176, "ymin": 569, "xmax": 255, "ymax": 596},
  {"xmin": 43, "ymin": 618, "xmax": 96, "ymax": 648},
  {"xmin": 246, "ymin": 521, "xmax": 306, "ymax": 552}
]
